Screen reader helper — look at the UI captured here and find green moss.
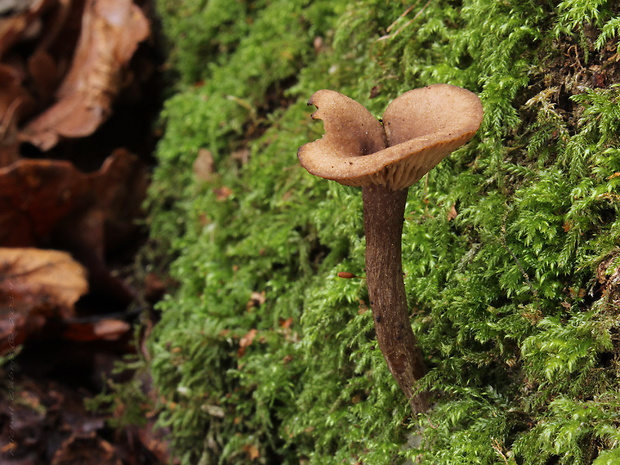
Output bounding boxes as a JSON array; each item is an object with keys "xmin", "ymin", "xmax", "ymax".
[{"xmin": 144, "ymin": 0, "xmax": 620, "ymax": 463}]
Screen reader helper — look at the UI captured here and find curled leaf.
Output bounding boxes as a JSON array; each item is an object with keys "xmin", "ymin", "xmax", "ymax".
[
  {"xmin": 0, "ymin": 247, "xmax": 88, "ymax": 355},
  {"xmin": 20, "ymin": 0, "xmax": 150, "ymax": 149}
]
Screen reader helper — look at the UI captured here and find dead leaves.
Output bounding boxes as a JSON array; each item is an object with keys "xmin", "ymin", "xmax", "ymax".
[
  {"xmin": 237, "ymin": 328, "xmax": 257, "ymax": 357},
  {"xmin": 0, "ymin": 0, "xmax": 150, "ymax": 152},
  {"xmin": 0, "ymin": 372, "xmax": 177, "ymax": 465},
  {"xmin": 0, "ymin": 247, "xmax": 87, "ymax": 354},
  {"xmin": 20, "ymin": 0, "xmax": 149, "ymax": 150},
  {"xmin": 0, "ymin": 148, "xmax": 143, "ymax": 246},
  {"xmin": 0, "ymin": 0, "xmax": 151, "ymax": 348},
  {"xmin": 0, "ymin": 1, "xmax": 159, "ymax": 462}
]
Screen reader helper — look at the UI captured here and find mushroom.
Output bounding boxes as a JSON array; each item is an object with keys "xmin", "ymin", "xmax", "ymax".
[{"xmin": 298, "ymin": 84, "xmax": 483, "ymax": 413}]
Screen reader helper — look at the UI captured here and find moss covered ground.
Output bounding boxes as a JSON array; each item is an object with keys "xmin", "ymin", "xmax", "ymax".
[{"xmin": 141, "ymin": 0, "xmax": 620, "ymax": 463}]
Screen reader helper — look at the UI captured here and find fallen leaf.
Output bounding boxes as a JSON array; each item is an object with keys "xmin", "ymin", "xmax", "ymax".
[
  {"xmin": 447, "ymin": 204, "xmax": 458, "ymax": 221},
  {"xmin": 242, "ymin": 444, "xmax": 260, "ymax": 461},
  {"xmin": 193, "ymin": 148, "xmax": 215, "ymax": 182},
  {"xmin": 214, "ymin": 185, "xmax": 233, "ymax": 201},
  {"xmin": 237, "ymin": 328, "xmax": 257, "ymax": 357},
  {"xmin": 246, "ymin": 291, "xmax": 265, "ymax": 309},
  {"xmin": 0, "ymin": 247, "xmax": 88, "ymax": 355},
  {"xmin": 20, "ymin": 0, "xmax": 150, "ymax": 150},
  {"xmin": 0, "ymin": 149, "xmax": 145, "ymax": 303}
]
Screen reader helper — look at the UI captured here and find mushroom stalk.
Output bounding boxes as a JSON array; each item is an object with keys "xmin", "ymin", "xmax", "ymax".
[{"xmin": 362, "ymin": 184, "xmax": 428, "ymax": 413}]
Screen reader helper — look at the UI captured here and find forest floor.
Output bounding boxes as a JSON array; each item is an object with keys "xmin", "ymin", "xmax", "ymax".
[{"xmin": 0, "ymin": 1, "xmax": 173, "ymax": 463}]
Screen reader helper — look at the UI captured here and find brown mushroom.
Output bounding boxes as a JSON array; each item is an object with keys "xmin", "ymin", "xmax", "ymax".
[{"xmin": 298, "ymin": 84, "xmax": 483, "ymax": 413}]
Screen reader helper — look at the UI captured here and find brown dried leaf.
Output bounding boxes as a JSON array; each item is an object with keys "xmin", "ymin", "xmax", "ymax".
[
  {"xmin": 237, "ymin": 328, "xmax": 258, "ymax": 357},
  {"xmin": 242, "ymin": 444, "xmax": 260, "ymax": 461},
  {"xmin": 279, "ymin": 317, "xmax": 293, "ymax": 329},
  {"xmin": 246, "ymin": 291, "xmax": 266, "ymax": 309},
  {"xmin": 447, "ymin": 204, "xmax": 458, "ymax": 221},
  {"xmin": 214, "ymin": 185, "xmax": 233, "ymax": 201},
  {"xmin": 0, "ymin": 247, "xmax": 88, "ymax": 355},
  {"xmin": 20, "ymin": 0, "xmax": 150, "ymax": 150},
  {"xmin": 0, "ymin": 148, "xmax": 144, "ymax": 247},
  {"xmin": 193, "ymin": 148, "xmax": 215, "ymax": 182},
  {"xmin": 0, "ymin": 149, "xmax": 144, "ymax": 303}
]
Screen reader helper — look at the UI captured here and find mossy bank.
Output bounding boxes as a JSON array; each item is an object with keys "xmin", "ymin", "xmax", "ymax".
[{"xmin": 142, "ymin": 0, "xmax": 620, "ymax": 463}]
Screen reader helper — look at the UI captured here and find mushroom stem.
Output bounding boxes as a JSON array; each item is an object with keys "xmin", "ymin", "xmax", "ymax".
[{"xmin": 362, "ymin": 184, "xmax": 429, "ymax": 413}]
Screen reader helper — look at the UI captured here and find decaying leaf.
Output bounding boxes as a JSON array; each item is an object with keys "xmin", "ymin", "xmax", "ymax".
[
  {"xmin": 242, "ymin": 444, "xmax": 260, "ymax": 461},
  {"xmin": 214, "ymin": 185, "xmax": 233, "ymax": 201},
  {"xmin": 193, "ymin": 148, "xmax": 215, "ymax": 182},
  {"xmin": 20, "ymin": 0, "xmax": 150, "ymax": 150},
  {"xmin": 237, "ymin": 328, "xmax": 258, "ymax": 357},
  {"xmin": 0, "ymin": 148, "xmax": 144, "ymax": 247},
  {"xmin": 447, "ymin": 204, "xmax": 458, "ymax": 221},
  {"xmin": 246, "ymin": 291, "xmax": 266, "ymax": 309},
  {"xmin": 0, "ymin": 148, "xmax": 146, "ymax": 302},
  {"xmin": 0, "ymin": 247, "xmax": 88, "ymax": 355}
]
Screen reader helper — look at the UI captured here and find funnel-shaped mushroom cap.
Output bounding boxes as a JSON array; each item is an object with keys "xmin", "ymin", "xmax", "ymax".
[{"xmin": 298, "ymin": 84, "xmax": 483, "ymax": 191}]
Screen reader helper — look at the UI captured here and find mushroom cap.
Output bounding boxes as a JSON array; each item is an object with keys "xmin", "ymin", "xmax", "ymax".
[{"xmin": 297, "ymin": 84, "xmax": 483, "ymax": 191}]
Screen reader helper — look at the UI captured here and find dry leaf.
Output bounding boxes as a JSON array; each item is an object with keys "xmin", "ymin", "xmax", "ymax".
[
  {"xmin": 193, "ymin": 148, "xmax": 215, "ymax": 182},
  {"xmin": 237, "ymin": 328, "xmax": 257, "ymax": 357},
  {"xmin": 214, "ymin": 186, "xmax": 233, "ymax": 201},
  {"xmin": 0, "ymin": 247, "xmax": 88, "ymax": 355},
  {"xmin": 246, "ymin": 291, "xmax": 266, "ymax": 309},
  {"xmin": 242, "ymin": 444, "xmax": 260, "ymax": 461},
  {"xmin": 0, "ymin": 148, "xmax": 144, "ymax": 248},
  {"xmin": 20, "ymin": 0, "xmax": 150, "ymax": 150},
  {"xmin": 447, "ymin": 204, "xmax": 458, "ymax": 221},
  {"xmin": 279, "ymin": 317, "xmax": 293, "ymax": 329},
  {"xmin": 0, "ymin": 149, "xmax": 145, "ymax": 303}
]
